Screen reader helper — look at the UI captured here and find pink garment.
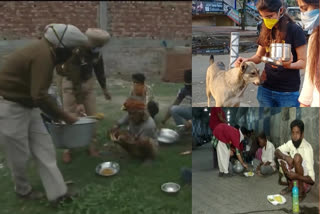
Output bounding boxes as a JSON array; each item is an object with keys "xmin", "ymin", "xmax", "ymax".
[{"xmin": 255, "ymin": 148, "xmax": 262, "ymax": 161}]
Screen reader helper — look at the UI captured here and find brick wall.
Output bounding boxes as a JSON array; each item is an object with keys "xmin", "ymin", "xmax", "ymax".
[
  {"xmin": 0, "ymin": 1, "xmax": 99, "ymax": 39},
  {"xmin": 107, "ymin": 1, "xmax": 191, "ymax": 40},
  {"xmin": 0, "ymin": 1, "xmax": 191, "ymax": 40},
  {"xmin": 0, "ymin": 1, "xmax": 191, "ymax": 77}
]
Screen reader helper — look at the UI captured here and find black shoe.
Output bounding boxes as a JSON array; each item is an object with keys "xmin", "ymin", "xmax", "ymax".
[
  {"xmin": 51, "ymin": 190, "xmax": 78, "ymax": 207},
  {"xmin": 218, "ymin": 172, "xmax": 224, "ymax": 177},
  {"xmin": 224, "ymin": 173, "xmax": 233, "ymax": 177},
  {"xmin": 17, "ymin": 190, "xmax": 45, "ymax": 200}
]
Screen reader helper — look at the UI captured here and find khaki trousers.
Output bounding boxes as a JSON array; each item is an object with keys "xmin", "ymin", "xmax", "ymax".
[
  {"xmin": 61, "ymin": 77, "xmax": 97, "ymax": 147},
  {"xmin": 61, "ymin": 76, "xmax": 97, "ymax": 116},
  {"xmin": 0, "ymin": 97, "xmax": 67, "ymax": 201}
]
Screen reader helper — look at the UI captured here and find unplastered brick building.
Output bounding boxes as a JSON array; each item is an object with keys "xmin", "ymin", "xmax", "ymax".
[{"xmin": 0, "ymin": 1, "xmax": 192, "ymax": 81}]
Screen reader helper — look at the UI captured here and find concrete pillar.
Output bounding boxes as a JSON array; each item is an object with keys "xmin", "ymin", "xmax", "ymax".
[
  {"xmin": 98, "ymin": 1, "xmax": 108, "ymax": 76},
  {"xmin": 99, "ymin": 1, "xmax": 108, "ymax": 30},
  {"xmin": 229, "ymin": 32, "xmax": 240, "ymax": 69}
]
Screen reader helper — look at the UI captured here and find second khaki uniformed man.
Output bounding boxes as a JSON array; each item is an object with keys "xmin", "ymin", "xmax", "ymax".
[{"xmin": 56, "ymin": 28, "xmax": 111, "ymax": 163}]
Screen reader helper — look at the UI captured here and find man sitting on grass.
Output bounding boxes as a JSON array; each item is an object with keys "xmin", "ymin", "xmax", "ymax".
[
  {"xmin": 275, "ymin": 119, "xmax": 315, "ymax": 201},
  {"xmin": 162, "ymin": 69, "xmax": 192, "ymax": 132},
  {"xmin": 111, "ymin": 97, "xmax": 158, "ymax": 160}
]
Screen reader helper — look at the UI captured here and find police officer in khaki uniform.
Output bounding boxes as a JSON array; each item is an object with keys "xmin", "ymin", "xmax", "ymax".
[
  {"xmin": 0, "ymin": 24, "xmax": 87, "ymax": 203},
  {"xmin": 56, "ymin": 28, "xmax": 111, "ymax": 163}
]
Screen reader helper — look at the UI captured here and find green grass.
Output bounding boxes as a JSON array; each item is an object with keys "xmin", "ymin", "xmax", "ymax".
[{"xmin": 0, "ymin": 78, "xmax": 191, "ymax": 214}]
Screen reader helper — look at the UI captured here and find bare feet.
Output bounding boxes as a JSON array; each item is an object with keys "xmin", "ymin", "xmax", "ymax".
[
  {"xmin": 280, "ymin": 186, "xmax": 292, "ymax": 195},
  {"xmin": 88, "ymin": 147, "xmax": 100, "ymax": 157},
  {"xmin": 256, "ymin": 171, "xmax": 263, "ymax": 176},
  {"xmin": 62, "ymin": 151, "xmax": 72, "ymax": 163}
]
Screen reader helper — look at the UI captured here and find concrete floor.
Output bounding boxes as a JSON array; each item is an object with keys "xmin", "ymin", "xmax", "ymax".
[
  {"xmin": 192, "ymin": 53, "xmax": 263, "ymax": 107},
  {"xmin": 192, "ymin": 143, "xmax": 319, "ymax": 214},
  {"xmin": 192, "ymin": 53, "xmax": 305, "ymax": 107}
]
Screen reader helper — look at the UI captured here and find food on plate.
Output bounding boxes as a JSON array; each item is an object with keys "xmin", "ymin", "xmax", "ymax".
[
  {"xmin": 268, "ymin": 198, "xmax": 275, "ymax": 202},
  {"xmin": 274, "ymin": 195, "xmax": 283, "ymax": 203},
  {"xmin": 101, "ymin": 168, "xmax": 114, "ymax": 176}
]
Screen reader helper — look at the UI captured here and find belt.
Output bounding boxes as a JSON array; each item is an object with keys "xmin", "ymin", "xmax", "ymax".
[{"xmin": 0, "ymin": 96, "xmax": 33, "ymax": 108}]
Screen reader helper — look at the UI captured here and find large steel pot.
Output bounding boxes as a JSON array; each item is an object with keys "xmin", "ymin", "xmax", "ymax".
[{"xmin": 46, "ymin": 117, "xmax": 97, "ymax": 149}]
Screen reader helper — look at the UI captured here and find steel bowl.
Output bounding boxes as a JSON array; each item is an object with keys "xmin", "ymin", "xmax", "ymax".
[
  {"xmin": 158, "ymin": 128, "xmax": 179, "ymax": 144},
  {"xmin": 261, "ymin": 56, "xmax": 283, "ymax": 66},
  {"xmin": 176, "ymin": 125, "xmax": 186, "ymax": 134},
  {"xmin": 270, "ymin": 43, "xmax": 291, "ymax": 62},
  {"xmin": 282, "ymin": 43, "xmax": 291, "ymax": 61},
  {"xmin": 95, "ymin": 162, "xmax": 120, "ymax": 177},
  {"xmin": 161, "ymin": 182, "xmax": 180, "ymax": 193},
  {"xmin": 232, "ymin": 160, "xmax": 244, "ymax": 173},
  {"xmin": 46, "ymin": 117, "xmax": 97, "ymax": 149}
]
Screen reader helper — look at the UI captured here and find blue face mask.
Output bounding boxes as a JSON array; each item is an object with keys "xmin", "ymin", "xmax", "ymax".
[{"xmin": 301, "ymin": 9, "xmax": 319, "ymax": 30}]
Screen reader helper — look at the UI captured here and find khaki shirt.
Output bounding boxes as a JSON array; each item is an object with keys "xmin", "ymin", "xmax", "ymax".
[
  {"xmin": 0, "ymin": 38, "xmax": 66, "ymax": 120},
  {"xmin": 56, "ymin": 47, "xmax": 106, "ymax": 104},
  {"xmin": 278, "ymin": 139, "xmax": 315, "ymax": 181}
]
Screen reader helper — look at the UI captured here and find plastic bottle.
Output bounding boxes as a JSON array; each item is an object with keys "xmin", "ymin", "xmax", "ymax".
[{"xmin": 292, "ymin": 181, "xmax": 299, "ymax": 214}]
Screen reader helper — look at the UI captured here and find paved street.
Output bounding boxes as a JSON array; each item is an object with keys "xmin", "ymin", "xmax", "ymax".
[
  {"xmin": 192, "ymin": 53, "xmax": 305, "ymax": 107},
  {"xmin": 192, "ymin": 143, "xmax": 319, "ymax": 214}
]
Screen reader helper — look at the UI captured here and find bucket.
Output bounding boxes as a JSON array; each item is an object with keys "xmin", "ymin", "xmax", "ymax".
[{"xmin": 46, "ymin": 117, "xmax": 97, "ymax": 149}]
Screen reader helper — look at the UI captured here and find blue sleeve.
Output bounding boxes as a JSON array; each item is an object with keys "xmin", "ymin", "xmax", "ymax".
[{"xmin": 177, "ymin": 88, "xmax": 185, "ymax": 101}]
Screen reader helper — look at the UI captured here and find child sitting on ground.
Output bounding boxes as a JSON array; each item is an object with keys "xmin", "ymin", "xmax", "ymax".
[{"xmin": 130, "ymin": 73, "xmax": 159, "ymax": 118}]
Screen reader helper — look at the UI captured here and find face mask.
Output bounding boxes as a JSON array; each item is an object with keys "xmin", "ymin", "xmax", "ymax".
[
  {"xmin": 55, "ymin": 48, "xmax": 73, "ymax": 64},
  {"xmin": 292, "ymin": 138, "xmax": 302, "ymax": 149},
  {"xmin": 263, "ymin": 8, "xmax": 283, "ymax": 29},
  {"xmin": 301, "ymin": 9, "xmax": 319, "ymax": 30}
]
